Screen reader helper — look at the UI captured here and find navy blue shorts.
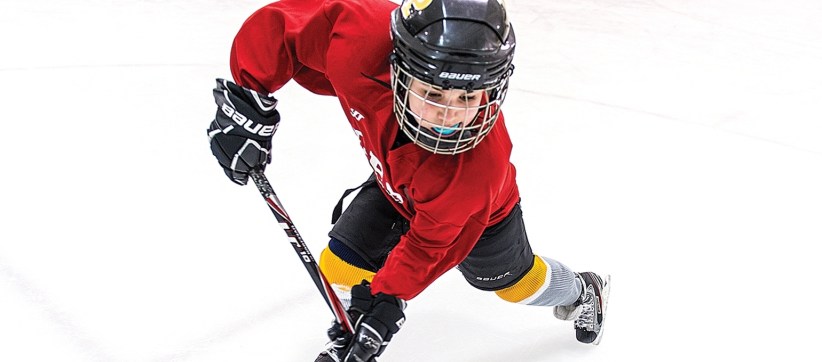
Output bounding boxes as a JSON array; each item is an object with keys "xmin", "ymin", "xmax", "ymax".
[{"xmin": 328, "ymin": 177, "xmax": 534, "ymax": 291}]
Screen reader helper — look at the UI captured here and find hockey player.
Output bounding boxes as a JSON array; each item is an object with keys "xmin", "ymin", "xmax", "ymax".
[{"xmin": 207, "ymin": 0, "xmax": 610, "ymax": 360}]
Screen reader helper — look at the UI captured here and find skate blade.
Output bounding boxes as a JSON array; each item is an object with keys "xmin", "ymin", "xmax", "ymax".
[{"xmin": 592, "ymin": 274, "xmax": 611, "ymax": 345}]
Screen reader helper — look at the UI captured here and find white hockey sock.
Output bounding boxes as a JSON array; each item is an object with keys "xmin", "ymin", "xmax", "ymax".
[{"xmin": 495, "ymin": 256, "xmax": 581, "ymax": 307}]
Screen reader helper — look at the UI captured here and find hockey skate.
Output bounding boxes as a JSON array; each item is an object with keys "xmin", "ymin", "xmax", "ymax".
[
  {"xmin": 315, "ymin": 339, "xmax": 349, "ymax": 362},
  {"xmin": 314, "ymin": 348, "xmax": 340, "ymax": 362},
  {"xmin": 553, "ymin": 272, "xmax": 610, "ymax": 345},
  {"xmin": 314, "ymin": 320, "xmax": 355, "ymax": 362}
]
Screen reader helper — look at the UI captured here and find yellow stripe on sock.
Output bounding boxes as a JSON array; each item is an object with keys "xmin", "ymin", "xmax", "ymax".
[
  {"xmin": 495, "ymin": 256, "xmax": 547, "ymax": 303},
  {"xmin": 319, "ymin": 247, "xmax": 375, "ymax": 292}
]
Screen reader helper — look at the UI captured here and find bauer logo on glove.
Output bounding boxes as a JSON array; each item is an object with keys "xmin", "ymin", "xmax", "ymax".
[
  {"xmin": 219, "ymin": 102, "xmax": 278, "ymax": 137},
  {"xmin": 207, "ymin": 78, "xmax": 281, "ymax": 185}
]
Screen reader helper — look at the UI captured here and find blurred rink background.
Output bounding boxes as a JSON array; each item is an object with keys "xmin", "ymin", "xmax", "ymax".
[{"xmin": 1, "ymin": 0, "xmax": 820, "ymax": 361}]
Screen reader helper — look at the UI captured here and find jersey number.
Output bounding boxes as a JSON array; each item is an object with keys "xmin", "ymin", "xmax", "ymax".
[{"xmin": 355, "ymin": 130, "xmax": 404, "ymax": 205}]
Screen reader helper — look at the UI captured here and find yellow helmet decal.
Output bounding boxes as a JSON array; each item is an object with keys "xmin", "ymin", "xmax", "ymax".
[{"xmin": 401, "ymin": 0, "xmax": 434, "ymax": 19}]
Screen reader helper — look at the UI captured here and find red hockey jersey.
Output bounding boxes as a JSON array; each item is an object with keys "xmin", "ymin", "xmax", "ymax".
[{"xmin": 230, "ymin": 0, "xmax": 520, "ymax": 300}]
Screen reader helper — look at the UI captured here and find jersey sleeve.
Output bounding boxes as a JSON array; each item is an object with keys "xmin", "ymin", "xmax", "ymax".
[
  {"xmin": 371, "ymin": 204, "xmax": 490, "ymax": 300},
  {"xmin": 229, "ymin": 0, "xmax": 336, "ymax": 96},
  {"xmin": 370, "ymin": 160, "xmax": 507, "ymax": 300},
  {"xmin": 370, "ymin": 119, "xmax": 518, "ymax": 300}
]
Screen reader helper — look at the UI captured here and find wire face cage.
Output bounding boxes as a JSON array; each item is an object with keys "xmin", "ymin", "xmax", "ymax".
[{"xmin": 391, "ymin": 64, "xmax": 510, "ymax": 155}]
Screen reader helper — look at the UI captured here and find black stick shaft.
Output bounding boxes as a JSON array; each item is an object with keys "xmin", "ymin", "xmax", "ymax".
[{"xmin": 248, "ymin": 169, "xmax": 353, "ymax": 332}]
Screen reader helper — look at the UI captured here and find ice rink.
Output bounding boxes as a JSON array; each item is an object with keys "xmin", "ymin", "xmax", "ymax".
[{"xmin": 2, "ymin": 0, "xmax": 821, "ymax": 361}]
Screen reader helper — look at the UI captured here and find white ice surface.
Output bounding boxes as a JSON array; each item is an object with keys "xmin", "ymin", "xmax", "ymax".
[{"xmin": 1, "ymin": 0, "xmax": 821, "ymax": 361}]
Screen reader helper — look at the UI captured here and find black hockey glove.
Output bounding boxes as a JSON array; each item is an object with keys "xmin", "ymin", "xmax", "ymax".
[
  {"xmin": 341, "ymin": 281, "xmax": 406, "ymax": 362},
  {"xmin": 207, "ymin": 78, "xmax": 280, "ymax": 185}
]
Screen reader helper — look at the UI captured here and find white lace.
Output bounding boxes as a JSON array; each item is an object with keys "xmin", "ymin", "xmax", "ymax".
[{"xmin": 574, "ymin": 285, "xmax": 597, "ymax": 331}]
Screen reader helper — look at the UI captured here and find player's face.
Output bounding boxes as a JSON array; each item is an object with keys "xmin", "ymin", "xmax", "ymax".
[{"xmin": 407, "ymin": 79, "xmax": 484, "ymax": 137}]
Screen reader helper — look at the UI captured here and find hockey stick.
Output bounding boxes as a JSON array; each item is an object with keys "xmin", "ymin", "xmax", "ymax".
[{"xmin": 248, "ymin": 169, "xmax": 354, "ymax": 333}]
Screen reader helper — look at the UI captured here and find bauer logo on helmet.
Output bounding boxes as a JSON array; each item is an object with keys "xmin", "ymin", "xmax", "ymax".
[{"xmin": 438, "ymin": 72, "xmax": 481, "ymax": 81}]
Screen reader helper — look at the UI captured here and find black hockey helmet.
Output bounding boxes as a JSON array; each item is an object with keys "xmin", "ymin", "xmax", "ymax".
[{"xmin": 389, "ymin": 0, "xmax": 516, "ymax": 155}]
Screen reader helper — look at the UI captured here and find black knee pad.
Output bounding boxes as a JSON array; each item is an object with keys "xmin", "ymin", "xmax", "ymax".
[{"xmin": 457, "ymin": 203, "xmax": 535, "ymax": 291}]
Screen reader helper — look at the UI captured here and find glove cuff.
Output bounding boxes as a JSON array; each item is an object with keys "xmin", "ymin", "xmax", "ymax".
[{"xmin": 369, "ymin": 301, "xmax": 405, "ymax": 335}]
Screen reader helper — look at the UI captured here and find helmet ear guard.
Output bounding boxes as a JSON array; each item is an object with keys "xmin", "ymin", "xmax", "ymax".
[{"xmin": 390, "ymin": 0, "xmax": 516, "ymax": 155}]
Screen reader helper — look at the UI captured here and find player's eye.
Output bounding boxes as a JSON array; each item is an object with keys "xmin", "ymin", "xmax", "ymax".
[
  {"xmin": 425, "ymin": 92, "xmax": 443, "ymax": 99},
  {"xmin": 460, "ymin": 95, "xmax": 476, "ymax": 102}
]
